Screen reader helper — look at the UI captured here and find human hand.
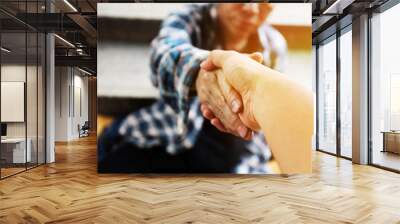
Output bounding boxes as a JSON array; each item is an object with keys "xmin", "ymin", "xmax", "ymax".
[
  {"xmin": 200, "ymin": 51, "xmax": 265, "ymax": 131},
  {"xmin": 201, "ymin": 50, "xmax": 314, "ymax": 174},
  {"xmin": 196, "ymin": 66, "xmax": 252, "ymax": 139},
  {"xmin": 196, "ymin": 52, "xmax": 263, "ymax": 139}
]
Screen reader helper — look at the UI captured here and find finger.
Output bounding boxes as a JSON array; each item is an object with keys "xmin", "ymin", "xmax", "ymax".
[
  {"xmin": 200, "ymin": 70, "xmax": 248, "ymax": 135},
  {"xmin": 237, "ymin": 125, "xmax": 251, "ymax": 139},
  {"xmin": 248, "ymin": 52, "xmax": 263, "ymax": 63},
  {"xmin": 216, "ymin": 70, "xmax": 243, "ymax": 113},
  {"xmin": 201, "ymin": 104, "xmax": 212, "ymax": 115},
  {"xmin": 200, "ymin": 59, "xmax": 217, "ymax": 71},
  {"xmin": 201, "ymin": 104, "xmax": 214, "ymax": 119},
  {"xmin": 200, "ymin": 104, "xmax": 206, "ymax": 113},
  {"xmin": 203, "ymin": 107, "xmax": 216, "ymax": 120},
  {"xmin": 211, "ymin": 118, "xmax": 227, "ymax": 132},
  {"xmin": 243, "ymin": 130, "xmax": 253, "ymax": 141},
  {"xmin": 207, "ymin": 85, "xmax": 248, "ymax": 135}
]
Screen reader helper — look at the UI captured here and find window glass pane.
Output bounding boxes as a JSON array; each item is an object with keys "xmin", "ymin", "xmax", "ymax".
[
  {"xmin": 27, "ymin": 30, "xmax": 38, "ymax": 169},
  {"xmin": 38, "ymin": 32, "xmax": 45, "ymax": 165},
  {"xmin": 312, "ymin": 45, "xmax": 317, "ymax": 150},
  {"xmin": 1, "ymin": 27, "xmax": 28, "ymax": 177},
  {"xmin": 0, "ymin": 1, "xmax": 46, "ymax": 179},
  {"xmin": 340, "ymin": 29, "xmax": 352, "ymax": 158},
  {"xmin": 371, "ymin": 3, "xmax": 400, "ymax": 171},
  {"xmin": 318, "ymin": 37, "xmax": 337, "ymax": 154},
  {"xmin": 391, "ymin": 75, "xmax": 400, "ymax": 130}
]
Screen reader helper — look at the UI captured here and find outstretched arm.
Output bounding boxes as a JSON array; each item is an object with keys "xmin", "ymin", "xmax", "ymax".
[
  {"xmin": 150, "ymin": 5, "xmax": 252, "ymax": 138},
  {"xmin": 201, "ymin": 50, "xmax": 314, "ymax": 173}
]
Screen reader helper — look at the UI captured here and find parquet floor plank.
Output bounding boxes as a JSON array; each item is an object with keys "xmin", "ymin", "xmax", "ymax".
[{"xmin": 0, "ymin": 136, "xmax": 400, "ymax": 223}]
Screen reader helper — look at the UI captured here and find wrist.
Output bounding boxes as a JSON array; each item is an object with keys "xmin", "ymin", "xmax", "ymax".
[{"xmin": 251, "ymin": 69, "xmax": 279, "ymax": 128}]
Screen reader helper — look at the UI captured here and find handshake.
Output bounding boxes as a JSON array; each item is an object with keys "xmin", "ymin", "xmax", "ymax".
[
  {"xmin": 196, "ymin": 50, "xmax": 314, "ymax": 173},
  {"xmin": 197, "ymin": 50, "xmax": 265, "ymax": 139}
]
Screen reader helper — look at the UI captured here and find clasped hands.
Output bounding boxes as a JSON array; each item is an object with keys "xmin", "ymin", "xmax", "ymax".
[
  {"xmin": 196, "ymin": 50, "xmax": 314, "ymax": 173},
  {"xmin": 196, "ymin": 50, "xmax": 264, "ymax": 139}
]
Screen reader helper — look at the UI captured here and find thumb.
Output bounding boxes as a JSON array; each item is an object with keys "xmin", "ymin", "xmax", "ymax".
[
  {"xmin": 200, "ymin": 58, "xmax": 217, "ymax": 71},
  {"xmin": 206, "ymin": 50, "xmax": 238, "ymax": 69},
  {"xmin": 248, "ymin": 52, "xmax": 263, "ymax": 64}
]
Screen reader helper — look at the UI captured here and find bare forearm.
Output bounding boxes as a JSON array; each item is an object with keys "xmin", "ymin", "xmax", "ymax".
[
  {"xmin": 202, "ymin": 50, "xmax": 314, "ymax": 173},
  {"xmin": 252, "ymin": 69, "xmax": 313, "ymax": 173}
]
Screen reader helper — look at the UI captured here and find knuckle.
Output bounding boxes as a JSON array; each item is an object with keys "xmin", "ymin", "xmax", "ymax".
[
  {"xmin": 207, "ymin": 73, "xmax": 216, "ymax": 82},
  {"xmin": 199, "ymin": 86, "xmax": 207, "ymax": 94},
  {"xmin": 212, "ymin": 106, "xmax": 224, "ymax": 117},
  {"xmin": 203, "ymin": 72, "xmax": 211, "ymax": 80},
  {"xmin": 232, "ymin": 118, "xmax": 243, "ymax": 129},
  {"xmin": 215, "ymin": 97, "xmax": 225, "ymax": 108},
  {"xmin": 207, "ymin": 86, "xmax": 219, "ymax": 98}
]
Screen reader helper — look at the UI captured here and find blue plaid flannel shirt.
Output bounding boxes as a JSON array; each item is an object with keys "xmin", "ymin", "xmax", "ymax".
[{"xmin": 118, "ymin": 4, "xmax": 287, "ymax": 174}]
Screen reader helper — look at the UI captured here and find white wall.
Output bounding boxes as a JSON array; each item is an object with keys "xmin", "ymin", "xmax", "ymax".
[
  {"xmin": 1, "ymin": 65, "xmax": 26, "ymax": 139},
  {"xmin": 98, "ymin": 3, "xmax": 311, "ymax": 26},
  {"xmin": 55, "ymin": 66, "xmax": 69, "ymax": 141},
  {"xmin": 55, "ymin": 67, "xmax": 89, "ymax": 141},
  {"xmin": 1, "ymin": 63, "xmax": 46, "ymax": 164},
  {"xmin": 1, "ymin": 65, "xmax": 38, "ymax": 138},
  {"xmin": 97, "ymin": 43, "xmax": 158, "ymax": 98},
  {"xmin": 71, "ymin": 74, "xmax": 89, "ymax": 138}
]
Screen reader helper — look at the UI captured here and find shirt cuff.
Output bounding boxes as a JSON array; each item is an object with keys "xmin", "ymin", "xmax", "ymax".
[{"xmin": 176, "ymin": 48, "xmax": 209, "ymax": 135}]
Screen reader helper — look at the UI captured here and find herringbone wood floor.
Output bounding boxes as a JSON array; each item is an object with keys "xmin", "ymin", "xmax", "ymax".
[{"xmin": 1, "ymin": 136, "xmax": 400, "ymax": 223}]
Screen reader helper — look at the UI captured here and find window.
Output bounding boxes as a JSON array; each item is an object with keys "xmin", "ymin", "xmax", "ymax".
[
  {"xmin": 317, "ymin": 36, "xmax": 337, "ymax": 154},
  {"xmin": 370, "ymin": 2, "xmax": 400, "ymax": 171},
  {"xmin": 339, "ymin": 28, "xmax": 352, "ymax": 158},
  {"xmin": 0, "ymin": 1, "xmax": 47, "ymax": 179},
  {"xmin": 390, "ymin": 74, "xmax": 400, "ymax": 131}
]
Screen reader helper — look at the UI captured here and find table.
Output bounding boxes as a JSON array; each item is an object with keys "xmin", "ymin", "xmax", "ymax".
[
  {"xmin": 1, "ymin": 138, "xmax": 31, "ymax": 163},
  {"xmin": 381, "ymin": 131, "xmax": 400, "ymax": 154}
]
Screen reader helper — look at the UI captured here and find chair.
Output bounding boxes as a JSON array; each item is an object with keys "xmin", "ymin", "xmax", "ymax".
[{"xmin": 79, "ymin": 121, "xmax": 90, "ymax": 138}]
